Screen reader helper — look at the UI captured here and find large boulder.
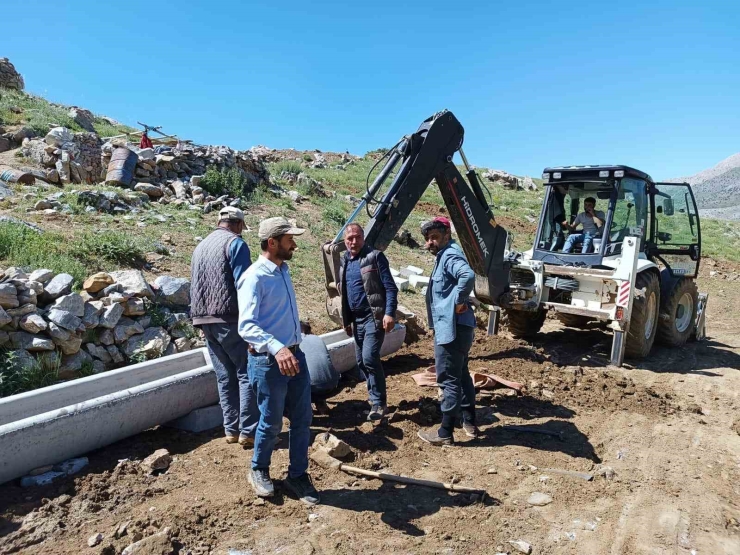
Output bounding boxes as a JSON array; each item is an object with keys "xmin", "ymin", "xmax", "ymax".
[
  {"xmin": 153, "ymin": 276, "xmax": 190, "ymax": 307},
  {"xmin": 53, "ymin": 333, "xmax": 83, "ymax": 356},
  {"xmin": 123, "ymin": 327, "xmax": 171, "ymax": 359},
  {"xmin": 44, "ymin": 127, "xmax": 74, "ymax": 148},
  {"xmin": 109, "ymin": 270, "xmax": 153, "ymax": 298},
  {"xmin": 59, "ymin": 349, "xmax": 92, "ymax": 377},
  {"xmin": 82, "ymin": 302, "xmax": 101, "ymax": 328},
  {"xmin": 134, "ymin": 183, "xmax": 163, "ymax": 198},
  {"xmin": 39, "ymin": 273, "xmax": 74, "ymax": 303},
  {"xmin": 69, "ymin": 107, "xmax": 95, "ymax": 132}
]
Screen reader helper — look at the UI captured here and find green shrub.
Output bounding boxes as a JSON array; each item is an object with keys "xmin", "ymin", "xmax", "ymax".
[
  {"xmin": 200, "ymin": 166, "xmax": 254, "ymax": 198},
  {"xmin": 274, "ymin": 160, "xmax": 303, "ymax": 176},
  {"xmin": 303, "ymin": 154, "xmax": 313, "ymax": 162},
  {"xmin": 72, "ymin": 230, "xmax": 147, "ymax": 267},
  {"xmin": 0, "ymin": 351, "xmax": 60, "ymax": 398},
  {"xmin": 0, "ymin": 222, "xmax": 88, "ymax": 286},
  {"xmin": 322, "ymin": 204, "xmax": 346, "ymax": 225}
]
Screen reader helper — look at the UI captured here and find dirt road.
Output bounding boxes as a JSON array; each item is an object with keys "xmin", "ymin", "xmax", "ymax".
[{"xmin": 1, "ymin": 262, "xmax": 739, "ymax": 555}]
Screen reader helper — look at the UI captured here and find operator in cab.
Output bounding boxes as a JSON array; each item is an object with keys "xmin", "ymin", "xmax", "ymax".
[
  {"xmin": 561, "ymin": 196, "xmax": 605, "ymax": 254},
  {"xmin": 417, "ymin": 216, "xmax": 478, "ymax": 446}
]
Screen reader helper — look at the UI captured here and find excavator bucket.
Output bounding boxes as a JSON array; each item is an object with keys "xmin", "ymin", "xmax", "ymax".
[{"xmin": 322, "ymin": 240, "xmax": 346, "ymax": 326}]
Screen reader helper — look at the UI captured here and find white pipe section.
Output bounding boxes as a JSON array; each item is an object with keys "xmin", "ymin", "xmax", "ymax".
[{"xmin": 0, "ymin": 325, "xmax": 407, "ymax": 485}]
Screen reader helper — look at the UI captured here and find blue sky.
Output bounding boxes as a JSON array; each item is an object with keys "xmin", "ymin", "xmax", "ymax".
[{"xmin": 4, "ymin": 1, "xmax": 739, "ymax": 179}]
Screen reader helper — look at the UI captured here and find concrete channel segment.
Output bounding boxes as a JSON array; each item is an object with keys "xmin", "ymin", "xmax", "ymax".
[{"xmin": 0, "ymin": 326, "xmax": 407, "ymax": 484}]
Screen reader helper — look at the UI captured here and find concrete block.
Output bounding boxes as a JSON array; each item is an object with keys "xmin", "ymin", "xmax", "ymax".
[
  {"xmin": 322, "ymin": 324, "xmax": 406, "ymax": 373},
  {"xmin": 390, "ymin": 267, "xmax": 400, "ymax": 277},
  {"xmin": 393, "ymin": 276, "xmax": 410, "ymax": 291},
  {"xmin": 166, "ymin": 404, "xmax": 223, "ymax": 433},
  {"xmin": 409, "ymin": 275, "xmax": 430, "ymax": 289},
  {"xmin": 400, "ymin": 265, "xmax": 424, "ymax": 278}
]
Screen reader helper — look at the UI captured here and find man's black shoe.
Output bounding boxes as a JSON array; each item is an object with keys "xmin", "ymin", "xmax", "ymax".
[
  {"xmin": 284, "ymin": 473, "xmax": 320, "ymax": 506},
  {"xmin": 417, "ymin": 428, "xmax": 454, "ymax": 446},
  {"xmin": 248, "ymin": 468, "xmax": 274, "ymax": 498}
]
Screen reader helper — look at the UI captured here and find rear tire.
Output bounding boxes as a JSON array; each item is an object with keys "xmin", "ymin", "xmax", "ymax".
[
  {"xmin": 625, "ymin": 271, "xmax": 660, "ymax": 359},
  {"xmin": 556, "ymin": 313, "xmax": 593, "ymax": 329},
  {"xmin": 657, "ymin": 278, "xmax": 698, "ymax": 347},
  {"xmin": 503, "ymin": 309, "xmax": 546, "ymax": 338}
]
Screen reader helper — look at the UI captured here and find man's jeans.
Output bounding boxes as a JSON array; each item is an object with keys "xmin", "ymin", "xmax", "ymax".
[
  {"xmin": 435, "ymin": 324, "xmax": 476, "ymax": 435},
  {"xmin": 202, "ymin": 323, "xmax": 258, "ymax": 439},
  {"xmin": 249, "ymin": 349, "xmax": 312, "ymax": 479},
  {"xmin": 562, "ymin": 231, "xmax": 596, "ymax": 254},
  {"xmin": 353, "ymin": 312, "xmax": 386, "ymax": 407}
]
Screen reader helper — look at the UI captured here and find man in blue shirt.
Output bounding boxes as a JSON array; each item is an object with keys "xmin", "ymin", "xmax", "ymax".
[
  {"xmin": 339, "ymin": 223, "xmax": 398, "ymax": 421},
  {"xmin": 190, "ymin": 206, "xmax": 258, "ymax": 447},
  {"xmin": 417, "ymin": 217, "xmax": 478, "ymax": 446},
  {"xmin": 238, "ymin": 216, "xmax": 319, "ymax": 506}
]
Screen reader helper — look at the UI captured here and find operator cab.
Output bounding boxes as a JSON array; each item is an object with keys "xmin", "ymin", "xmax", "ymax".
[{"xmin": 533, "ymin": 165, "xmax": 701, "ymax": 277}]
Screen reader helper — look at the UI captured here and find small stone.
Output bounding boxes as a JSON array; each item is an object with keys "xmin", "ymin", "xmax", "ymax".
[
  {"xmin": 312, "ymin": 432, "xmax": 352, "ymax": 458},
  {"xmin": 46, "ymin": 308, "xmax": 83, "ymax": 332},
  {"xmin": 121, "ymin": 527, "xmax": 172, "ymax": 555},
  {"xmin": 88, "ymin": 533, "xmax": 103, "ymax": 547},
  {"xmin": 595, "ymin": 466, "xmax": 615, "ymax": 480},
  {"xmin": 53, "ymin": 293, "xmax": 85, "ymax": 317},
  {"xmin": 115, "ymin": 521, "xmax": 130, "ymax": 538},
  {"xmin": 19, "ymin": 313, "xmax": 47, "ymax": 333},
  {"xmin": 0, "ymin": 283, "xmax": 19, "ymax": 309},
  {"xmin": 308, "ymin": 513, "xmax": 319, "ymax": 522},
  {"xmin": 527, "ymin": 492, "xmax": 552, "ymax": 506},
  {"xmin": 253, "ymin": 498, "xmax": 266, "ymax": 506},
  {"xmin": 509, "ymin": 540, "xmax": 533, "ymax": 554},
  {"xmin": 99, "ymin": 303, "xmax": 124, "ymax": 329},
  {"xmin": 123, "ymin": 297, "xmax": 146, "ymax": 316},
  {"xmin": 123, "ymin": 327, "xmax": 170, "ymax": 358},
  {"xmin": 487, "ymin": 467, "xmax": 498, "ymax": 474},
  {"xmin": 39, "ymin": 273, "xmax": 74, "ymax": 302},
  {"xmin": 109, "ymin": 270, "xmax": 153, "ymax": 298},
  {"xmin": 83, "ymin": 272, "xmax": 114, "ymax": 293},
  {"xmin": 141, "ymin": 448, "xmax": 172, "ymax": 473},
  {"xmin": 28, "ymin": 269, "xmax": 54, "ymax": 284}
]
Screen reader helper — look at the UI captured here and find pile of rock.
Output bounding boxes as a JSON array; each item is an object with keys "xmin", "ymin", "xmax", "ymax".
[
  {"xmin": 0, "ymin": 57, "xmax": 24, "ymax": 90},
  {"xmin": 24, "ymin": 189, "xmax": 149, "ymax": 217},
  {"xmin": 482, "ymin": 169, "xmax": 537, "ymax": 191},
  {"xmin": 0, "ymin": 267, "xmax": 201, "ymax": 380},
  {"xmin": 20, "ymin": 127, "xmax": 103, "ymax": 185},
  {"xmin": 103, "ymin": 142, "xmax": 270, "ymax": 205},
  {"xmin": 0, "ymin": 125, "xmax": 36, "ymax": 154}
]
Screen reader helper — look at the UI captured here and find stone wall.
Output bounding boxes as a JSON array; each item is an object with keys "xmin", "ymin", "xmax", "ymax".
[
  {"xmin": 0, "ymin": 266, "xmax": 201, "ymax": 381},
  {"xmin": 0, "ymin": 58, "xmax": 24, "ymax": 90}
]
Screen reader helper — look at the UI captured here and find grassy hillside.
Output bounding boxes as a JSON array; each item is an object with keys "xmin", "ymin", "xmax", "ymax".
[
  {"xmin": 0, "ymin": 88, "xmax": 136, "ymax": 137},
  {"xmin": 1, "ymin": 132, "xmax": 739, "ymax": 332}
]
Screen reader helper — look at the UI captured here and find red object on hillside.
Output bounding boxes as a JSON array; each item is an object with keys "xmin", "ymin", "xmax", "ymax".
[{"xmin": 140, "ymin": 132, "xmax": 153, "ymax": 149}]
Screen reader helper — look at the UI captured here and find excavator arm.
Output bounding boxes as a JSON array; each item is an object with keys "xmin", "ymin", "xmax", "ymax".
[{"xmin": 322, "ymin": 110, "xmax": 510, "ymax": 324}]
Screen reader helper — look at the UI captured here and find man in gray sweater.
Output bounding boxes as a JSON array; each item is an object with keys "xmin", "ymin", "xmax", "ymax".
[{"xmin": 191, "ymin": 206, "xmax": 258, "ymax": 446}]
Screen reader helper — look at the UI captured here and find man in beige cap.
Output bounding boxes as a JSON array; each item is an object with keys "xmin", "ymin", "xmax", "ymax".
[
  {"xmin": 190, "ymin": 206, "xmax": 258, "ymax": 446},
  {"xmin": 238, "ymin": 216, "xmax": 320, "ymax": 506}
]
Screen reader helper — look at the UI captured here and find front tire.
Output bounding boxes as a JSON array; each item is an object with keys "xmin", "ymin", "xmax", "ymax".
[
  {"xmin": 657, "ymin": 278, "xmax": 698, "ymax": 347},
  {"xmin": 625, "ymin": 271, "xmax": 660, "ymax": 359},
  {"xmin": 503, "ymin": 309, "xmax": 546, "ymax": 338}
]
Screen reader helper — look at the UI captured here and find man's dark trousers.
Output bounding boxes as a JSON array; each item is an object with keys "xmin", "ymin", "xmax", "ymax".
[
  {"xmin": 202, "ymin": 323, "xmax": 258, "ymax": 439},
  {"xmin": 435, "ymin": 324, "xmax": 476, "ymax": 435},
  {"xmin": 353, "ymin": 311, "xmax": 386, "ymax": 407}
]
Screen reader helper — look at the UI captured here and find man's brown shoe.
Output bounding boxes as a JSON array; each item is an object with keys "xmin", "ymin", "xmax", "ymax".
[
  {"xmin": 239, "ymin": 436, "xmax": 255, "ymax": 448},
  {"xmin": 417, "ymin": 428, "xmax": 454, "ymax": 446},
  {"xmin": 225, "ymin": 434, "xmax": 239, "ymax": 444},
  {"xmin": 462, "ymin": 422, "xmax": 480, "ymax": 439}
]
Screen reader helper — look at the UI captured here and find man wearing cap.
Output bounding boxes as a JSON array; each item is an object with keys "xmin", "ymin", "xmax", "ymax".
[
  {"xmin": 190, "ymin": 206, "xmax": 259, "ymax": 447},
  {"xmin": 417, "ymin": 216, "xmax": 479, "ymax": 446},
  {"xmin": 339, "ymin": 223, "xmax": 398, "ymax": 421},
  {"xmin": 238, "ymin": 216, "xmax": 320, "ymax": 505}
]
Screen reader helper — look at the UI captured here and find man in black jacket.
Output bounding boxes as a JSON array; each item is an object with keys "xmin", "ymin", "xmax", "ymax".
[{"xmin": 339, "ymin": 223, "xmax": 398, "ymax": 421}]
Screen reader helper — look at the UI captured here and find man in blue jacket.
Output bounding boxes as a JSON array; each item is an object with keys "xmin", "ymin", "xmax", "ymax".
[
  {"xmin": 339, "ymin": 223, "xmax": 398, "ymax": 421},
  {"xmin": 417, "ymin": 217, "xmax": 478, "ymax": 446}
]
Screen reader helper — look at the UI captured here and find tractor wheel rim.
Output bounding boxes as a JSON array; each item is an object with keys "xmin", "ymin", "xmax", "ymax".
[
  {"xmin": 644, "ymin": 292, "xmax": 657, "ymax": 340},
  {"xmin": 675, "ymin": 292, "xmax": 693, "ymax": 333}
]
